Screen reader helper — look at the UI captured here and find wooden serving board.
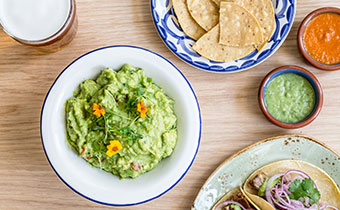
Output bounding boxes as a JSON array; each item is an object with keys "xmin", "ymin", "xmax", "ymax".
[{"xmin": 0, "ymin": 0, "xmax": 339, "ymax": 209}]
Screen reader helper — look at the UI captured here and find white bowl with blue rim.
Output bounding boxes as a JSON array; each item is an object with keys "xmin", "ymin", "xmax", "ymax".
[
  {"xmin": 40, "ymin": 45, "xmax": 201, "ymax": 206},
  {"xmin": 151, "ymin": 0, "xmax": 296, "ymax": 73}
]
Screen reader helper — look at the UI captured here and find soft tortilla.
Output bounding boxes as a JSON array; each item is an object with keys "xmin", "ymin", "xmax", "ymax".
[
  {"xmin": 213, "ymin": 187, "xmax": 260, "ymax": 210},
  {"xmin": 187, "ymin": 0, "xmax": 219, "ymax": 31},
  {"xmin": 219, "ymin": 2, "xmax": 263, "ymax": 46},
  {"xmin": 172, "ymin": 0, "xmax": 206, "ymax": 40},
  {"xmin": 232, "ymin": 0, "xmax": 275, "ymax": 50},
  {"xmin": 243, "ymin": 160, "xmax": 340, "ymax": 210},
  {"xmin": 192, "ymin": 24, "xmax": 255, "ymax": 62}
]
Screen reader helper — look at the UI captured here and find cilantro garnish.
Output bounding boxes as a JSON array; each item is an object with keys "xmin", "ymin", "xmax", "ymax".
[
  {"xmin": 288, "ymin": 178, "xmax": 320, "ymax": 206},
  {"xmin": 119, "ymin": 126, "xmax": 143, "ymax": 141},
  {"xmin": 137, "ymin": 87, "xmax": 145, "ymax": 96}
]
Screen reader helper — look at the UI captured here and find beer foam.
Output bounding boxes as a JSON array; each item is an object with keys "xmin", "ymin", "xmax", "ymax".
[{"xmin": 0, "ymin": 0, "xmax": 71, "ymax": 41}]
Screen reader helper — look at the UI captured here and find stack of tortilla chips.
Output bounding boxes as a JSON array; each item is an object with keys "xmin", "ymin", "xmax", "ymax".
[{"xmin": 172, "ymin": 0, "xmax": 275, "ymax": 62}]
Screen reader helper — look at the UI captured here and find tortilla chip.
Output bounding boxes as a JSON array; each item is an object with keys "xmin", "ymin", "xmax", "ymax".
[
  {"xmin": 187, "ymin": 0, "xmax": 219, "ymax": 31},
  {"xmin": 192, "ymin": 24, "xmax": 255, "ymax": 62},
  {"xmin": 172, "ymin": 0, "xmax": 206, "ymax": 40},
  {"xmin": 233, "ymin": 0, "xmax": 275, "ymax": 49},
  {"xmin": 211, "ymin": 0, "xmax": 233, "ymax": 6},
  {"xmin": 219, "ymin": 2, "xmax": 263, "ymax": 46},
  {"xmin": 211, "ymin": 0, "xmax": 221, "ymax": 6}
]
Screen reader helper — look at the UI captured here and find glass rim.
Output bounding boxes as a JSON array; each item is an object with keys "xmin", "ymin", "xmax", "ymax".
[{"xmin": 0, "ymin": 0, "xmax": 75, "ymax": 45}]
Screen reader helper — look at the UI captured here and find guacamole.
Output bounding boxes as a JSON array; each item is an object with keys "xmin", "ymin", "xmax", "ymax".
[{"xmin": 65, "ymin": 64, "xmax": 177, "ymax": 179}]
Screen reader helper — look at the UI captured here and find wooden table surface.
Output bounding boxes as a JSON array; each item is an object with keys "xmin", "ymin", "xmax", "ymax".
[{"xmin": 1, "ymin": 0, "xmax": 340, "ymax": 209}]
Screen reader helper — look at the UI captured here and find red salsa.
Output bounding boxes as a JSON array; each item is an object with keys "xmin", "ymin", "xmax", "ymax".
[{"xmin": 303, "ymin": 13, "xmax": 340, "ymax": 65}]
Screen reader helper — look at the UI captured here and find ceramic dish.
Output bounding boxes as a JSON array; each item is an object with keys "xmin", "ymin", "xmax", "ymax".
[
  {"xmin": 151, "ymin": 0, "xmax": 296, "ymax": 73},
  {"xmin": 40, "ymin": 45, "xmax": 201, "ymax": 206},
  {"xmin": 258, "ymin": 65, "xmax": 323, "ymax": 129},
  {"xmin": 192, "ymin": 135, "xmax": 340, "ymax": 210},
  {"xmin": 298, "ymin": 7, "xmax": 340, "ymax": 71}
]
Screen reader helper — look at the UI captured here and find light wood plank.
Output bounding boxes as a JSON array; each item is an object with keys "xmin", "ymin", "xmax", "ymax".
[{"xmin": 0, "ymin": 0, "xmax": 340, "ymax": 209}]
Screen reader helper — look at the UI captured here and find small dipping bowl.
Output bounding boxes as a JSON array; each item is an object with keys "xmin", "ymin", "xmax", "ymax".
[
  {"xmin": 258, "ymin": 65, "xmax": 323, "ymax": 129},
  {"xmin": 298, "ymin": 7, "xmax": 340, "ymax": 70}
]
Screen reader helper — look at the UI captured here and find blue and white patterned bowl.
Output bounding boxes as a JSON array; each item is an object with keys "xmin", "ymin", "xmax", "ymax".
[{"xmin": 151, "ymin": 0, "xmax": 296, "ymax": 73}]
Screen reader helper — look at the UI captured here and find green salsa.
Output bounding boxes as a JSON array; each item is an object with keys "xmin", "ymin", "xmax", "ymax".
[
  {"xmin": 264, "ymin": 73, "xmax": 315, "ymax": 123},
  {"xmin": 65, "ymin": 64, "xmax": 177, "ymax": 179}
]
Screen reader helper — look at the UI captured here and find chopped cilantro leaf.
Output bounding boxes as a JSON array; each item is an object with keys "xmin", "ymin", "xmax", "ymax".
[
  {"xmin": 288, "ymin": 178, "xmax": 320, "ymax": 206},
  {"xmin": 119, "ymin": 126, "xmax": 143, "ymax": 141},
  {"xmin": 137, "ymin": 87, "xmax": 145, "ymax": 96},
  {"xmin": 126, "ymin": 97, "xmax": 138, "ymax": 109}
]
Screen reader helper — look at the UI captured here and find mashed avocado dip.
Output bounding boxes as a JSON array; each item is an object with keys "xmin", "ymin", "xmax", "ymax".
[
  {"xmin": 65, "ymin": 64, "xmax": 177, "ymax": 179},
  {"xmin": 264, "ymin": 73, "xmax": 315, "ymax": 123}
]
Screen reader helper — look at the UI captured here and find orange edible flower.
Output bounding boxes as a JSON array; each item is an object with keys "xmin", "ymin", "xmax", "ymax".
[
  {"xmin": 92, "ymin": 103, "xmax": 105, "ymax": 118},
  {"xmin": 106, "ymin": 140, "xmax": 122, "ymax": 157},
  {"xmin": 137, "ymin": 99, "xmax": 148, "ymax": 118}
]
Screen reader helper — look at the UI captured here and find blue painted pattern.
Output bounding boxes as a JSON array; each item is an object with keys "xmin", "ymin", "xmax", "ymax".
[{"xmin": 151, "ymin": 0, "xmax": 296, "ymax": 73}]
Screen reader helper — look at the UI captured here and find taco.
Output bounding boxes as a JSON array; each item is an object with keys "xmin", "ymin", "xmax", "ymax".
[
  {"xmin": 243, "ymin": 160, "xmax": 340, "ymax": 210},
  {"xmin": 213, "ymin": 187, "xmax": 259, "ymax": 210}
]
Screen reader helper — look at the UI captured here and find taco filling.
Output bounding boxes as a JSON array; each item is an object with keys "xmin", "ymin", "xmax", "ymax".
[
  {"xmin": 248, "ymin": 169, "xmax": 339, "ymax": 210},
  {"xmin": 213, "ymin": 188, "xmax": 257, "ymax": 210},
  {"xmin": 214, "ymin": 201, "xmax": 255, "ymax": 210}
]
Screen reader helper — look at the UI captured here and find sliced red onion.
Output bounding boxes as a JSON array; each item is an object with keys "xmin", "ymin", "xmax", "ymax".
[
  {"xmin": 281, "ymin": 170, "xmax": 310, "ymax": 188},
  {"xmin": 266, "ymin": 173, "xmax": 285, "ymax": 192},
  {"xmin": 265, "ymin": 187, "xmax": 275, "ymax": 206},
  {"xmin": 304, "ymin": 197, "xmax": 309, "ymax": 207},
  {"xmin": 214, "ymin": 200, "xmax": 247, "ymax": 210},
  {"xmin": 325, "ymin": 205, "xmax": 340, "ymax": 210},
  {"xmin": 319, "ymin": 204, "xmax": 327, "ymax": 210},
  {"xmin": 262, "ymin": 170, "xmax": 336, "ymax": 210},
  {"xmin": 291, "ymin": 175, "xmax": 305, "ymax": 183}
]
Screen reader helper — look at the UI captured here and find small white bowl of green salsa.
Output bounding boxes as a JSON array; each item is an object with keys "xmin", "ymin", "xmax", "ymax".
[
  {"xmin": 258, "ymin": 65, "xmax": 323, "ymax": 129},
  {"xmin": 40, "ymin": 45, "xmax": 201, "ymax": 206}
]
